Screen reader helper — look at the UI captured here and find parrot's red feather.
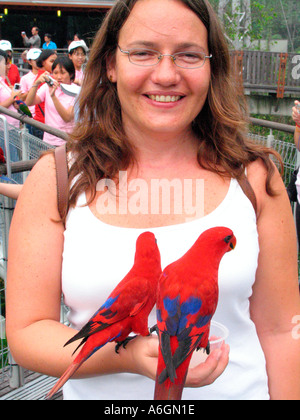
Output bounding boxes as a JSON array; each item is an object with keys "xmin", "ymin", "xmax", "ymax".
[
  {"xmin": 46, "ymin": 231, "xmax": 162, "ymax": 399},
  {"xmin": 154, "ymin": 227, "xmax": 236, "ymax": 400}
]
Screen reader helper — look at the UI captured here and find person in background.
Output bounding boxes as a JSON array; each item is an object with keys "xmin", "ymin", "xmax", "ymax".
[
  {"xmin": 293, "ymin": 101, "xmax": 300, "ymax": 147},
  {"xmin": 292, "ymin": 100, "xmax": 300, "ymax": 249},
  {"xmin": 0, "ymin": 40, "xmax": 20, "ymax": 88},
  {"xmin": 29, "ymin": 49, "xmax": 57, "ymax": 139},
  {"xmin": 68, "ymin": 40, "xmax": 88, "ymax": 86},
  {"xmin": 21, "ymin": 50, "xmax": 31, "ymax": 70},
  {"xmin": 0, "ymin": 49, "xmax": 22, "ymax": 183},
  {"xmin": 20, "ymin": 49, "xmax": 42, "ymax": 122},
  {"xmin": 43, "ymin": 34, "xmax": 57, "ymax": 51},
  {"xmin": 26, "ymin": 56, "xmax": 76, "ymax": 146},
  {"xmin": 0, "ymin": 49, "xmax": 21, "ymax": 129},
  {"xmin": 73, "ymin": 33, "xmax": 81, "ymax": 42},
  {"xmin": 21, "ymin": 27, "xmax": 41, "ymax": 49}
]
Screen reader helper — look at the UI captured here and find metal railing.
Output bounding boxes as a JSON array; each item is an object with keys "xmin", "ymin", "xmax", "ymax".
[{"xmin": 0, "ymin": 109, "xmax": 298, "ymax": 398}]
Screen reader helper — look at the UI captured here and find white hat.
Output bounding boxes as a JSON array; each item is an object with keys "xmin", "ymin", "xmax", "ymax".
[
  {"xmin": 0, "ymin": 40, "xmax": 12, "ymax": 52},
  {"xmin": 27, "ymin": 48, "xmax": 42, "ymax": 61},
  {"xmin": 68, "ymin": 40, "xmax": 88, "ymax": 54}
]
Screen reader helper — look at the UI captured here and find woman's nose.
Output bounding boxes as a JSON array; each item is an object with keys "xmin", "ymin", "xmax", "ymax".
[{"xmin": 150, "ymin": 55, "xmax": 181, "ymax": 86}]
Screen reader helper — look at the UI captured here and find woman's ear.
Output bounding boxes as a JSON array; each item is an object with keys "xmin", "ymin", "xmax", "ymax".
[{"xmin": 106, "ymin": 54, "xmax": 117, "ymax": 83}]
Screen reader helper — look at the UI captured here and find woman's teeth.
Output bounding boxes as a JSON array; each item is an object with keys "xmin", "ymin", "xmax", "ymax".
[{"xmin": 148, "ymin": 95, "xmax": 181, "ymax": 103}]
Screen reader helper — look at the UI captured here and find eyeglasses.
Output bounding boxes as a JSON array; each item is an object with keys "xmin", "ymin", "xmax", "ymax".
[{"xmin": 118, "ymin": 45, "xmax": 212, "ymax": 69}]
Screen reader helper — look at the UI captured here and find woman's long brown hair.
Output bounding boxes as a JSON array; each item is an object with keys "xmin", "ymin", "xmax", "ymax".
[{"xmin": 61, "ymin": 0, "xmax": 282, "ymax": 220}]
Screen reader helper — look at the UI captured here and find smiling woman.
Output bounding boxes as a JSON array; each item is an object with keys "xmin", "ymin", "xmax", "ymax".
[{"xmin": 6, "ymin": 0, "xmax": 300, "ymax": 402}]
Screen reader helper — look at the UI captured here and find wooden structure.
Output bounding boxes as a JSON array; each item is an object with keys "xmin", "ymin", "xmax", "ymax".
[
  {"xmin": 1, "ymin": 0, "xmax": 115, "ymax": 9},
  {"xmin": 231, "ymin": 51, "xmax": 300, "ymax": 97}
]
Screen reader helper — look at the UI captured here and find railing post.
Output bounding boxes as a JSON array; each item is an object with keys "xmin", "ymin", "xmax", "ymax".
[
  {"xmin": 267, "ymin": 129, "xmax": 275, "ymax": 149},
  {"xmin": 0, "ymin": 116, "xmax": 12, "ymax": 180},
  {"xmin": 20, "ymin": 125, "xmax": 30, "ymax": 183},
  {"xmin": 2, "ymin": 194, "xmax": 25, "ymax": 389}
]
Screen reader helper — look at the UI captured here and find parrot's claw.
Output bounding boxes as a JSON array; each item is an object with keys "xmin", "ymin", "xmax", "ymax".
[
  {"xmin": 196, "ymin": 341, "xmax": 210, "ymax": 354},
  {"xmin": 149, "ymin": 324, "xmax": 159, "ymax": 335},
  {"xmin": 115, "ymin": 336, "xmax": 137, "ymax": 353}
]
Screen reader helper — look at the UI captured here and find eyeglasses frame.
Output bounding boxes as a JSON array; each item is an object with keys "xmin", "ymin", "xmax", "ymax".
[{"xmin": 117, "ymin": 45, "xmax": 212, "ymax": 69}]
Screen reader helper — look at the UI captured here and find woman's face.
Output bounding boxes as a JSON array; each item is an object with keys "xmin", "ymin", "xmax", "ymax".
[
  {"xmin": 0, "ymin": 57, "xmax": 5, "ymax": 78},
  {"xmin": 69, "ymin": 47, "xmax": 86, "ymax": 70},
  {"xmin": 108, "ymin": 0, "xmax": 211, "ymax": 139},
  {"xmin": 43, "ymin": 54, "xmax": 57, "ymax": 72},
  {"xmin": 52, "ymin": 65, "xmax": 72, "ymax": 85}
]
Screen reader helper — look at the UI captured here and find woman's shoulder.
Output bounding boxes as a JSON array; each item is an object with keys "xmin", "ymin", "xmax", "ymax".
[
  {"xmin": 18, "ymin": 152, "xmax": 59, "ymax": 217},
  {"xmin": 246, "ymin": 158, "xmax": 287, "ymax": 218}
]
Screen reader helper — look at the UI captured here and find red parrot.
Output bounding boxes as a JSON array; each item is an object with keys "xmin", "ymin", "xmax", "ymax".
[
  {"xmin": 0, "ymin": 147, "xmax": 5, "ymax": 164},
  {"xmin": 153, "ymin": 226, "xmax": 236, "ymax": 400},
  {"xmin": 46, "ymin": 231, "xmax": 162, "ymax": 399}
]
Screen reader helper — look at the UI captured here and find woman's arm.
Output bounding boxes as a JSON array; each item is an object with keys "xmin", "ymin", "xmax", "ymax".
[
  {"xmin": 292, "ymin": 101, "xmax": 300, "ymax": 149},
  {"xmin": 0, "ymin": 88, "xmax": 21, "ymax": 109},
  {"xmin": 50, "ymin": 85, "xmax": 74, "ymax": 123},
  {"xmin": 0, "ymin": 183, "xmax": 23, "ymax": 200},
  {"xmin": 248, "ymin": 160, "xmax": 300, "ymax": 400},
  {"xmin": 25, "ymin": 84, "xmax": 42, "ymax": 107},
  {"xmin": 5, "ymin": 154, "xmax": 139, "ymax": 379},
  {"xmin": 25, "ymin": 72, "xmax": 50, "ymax": 106}
]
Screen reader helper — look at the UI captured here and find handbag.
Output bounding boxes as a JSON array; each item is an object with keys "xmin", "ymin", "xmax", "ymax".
[
  {"xmin": 286, "ymin": 167, "xmax": 299, "ymax": 203},
  {"xmin": 54, "ymin": 143, "xmax": 69, "ymax": 221}
]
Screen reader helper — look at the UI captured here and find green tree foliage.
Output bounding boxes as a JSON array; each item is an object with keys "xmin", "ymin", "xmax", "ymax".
[{"xmin": 210, "ymin": 0, "xmax": 300, "ymax": 52}]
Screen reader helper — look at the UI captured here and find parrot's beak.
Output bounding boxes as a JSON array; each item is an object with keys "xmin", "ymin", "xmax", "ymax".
[
  {"xmin": 229, "ymin": 236, "xmax": 237, "ymax": 250},
  {"xmin": 224, "ymin": 234, "xmax": 236, "ymax": 251}
]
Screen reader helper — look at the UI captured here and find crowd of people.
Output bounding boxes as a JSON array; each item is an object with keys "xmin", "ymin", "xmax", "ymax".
[
  {"xmin": 0, "ymin": 0, "xmax": 300, "ymax": 401},
  {"xmin": 0, "ymin": 29, "xmax": 88, "ymax": 147}
]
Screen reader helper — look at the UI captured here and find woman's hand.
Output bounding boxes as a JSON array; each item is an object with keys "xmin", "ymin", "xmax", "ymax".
[
  {"xmin": 35, "ymin": 71, "xmax": 50, "ymax": 86},
  {"xmin": 122, "ymin": 333, "xmax": 229, "ymax": 388},
  {"xmin": 185, "ymin": 343, "xmax": 230, "ymax": 387},
  {"xmin": 292, "ymin": 100, "xmax": 300, "ymax": 126},
  {"xmin": 11, "ymin": 87, "xmax": 21, "ymax": 99},
  {"xmin": 49, "ymin": 81, "xmax": 60, "ymax": 98}
]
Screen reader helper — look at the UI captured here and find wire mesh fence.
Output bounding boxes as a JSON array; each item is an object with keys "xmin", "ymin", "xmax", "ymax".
[
  {"xmin": 0, "ymin": 192, "xmax": 14, "ymax": 385},
  {"xmin": 0, "ymin": 117, "xmax": 298, "ymax": 394},
  {"xmin": 0, "ymin": 118, "xmax": 53, "ymax": 388},
  {"xmin": 249, "ymin": 133, "xmax": 299, "ymax": 186}
]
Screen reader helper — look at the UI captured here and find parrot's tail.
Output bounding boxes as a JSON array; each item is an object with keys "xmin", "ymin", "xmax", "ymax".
[
  {"xmin": 154, "ymin": 378, "xmax": 185, "ymax": 400},
  {"xmin": 45, "ymin": 327, "xmax": 120, "ymax": 399},
  {"xmin": 45, "ymin": 356, "xmax": 87, "ymax": 400},
  {"xmin": 153, "ymin": 349, "xmax": 191, "ymax": 400}
]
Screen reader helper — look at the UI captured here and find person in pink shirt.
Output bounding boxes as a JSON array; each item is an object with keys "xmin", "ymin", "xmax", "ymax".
[
  {"xmin": 26, "ymin": 56, "xmax": 76, "ymax": 146},
  {"xmin": 20, "ymin": 48, "xmax": 42, "ymax": 119},
  {"xmin": 0, "ymin": 50, "xmax": 21, "ymax": 129},
  {"xmin": 0, "ymin": 49, "xmax": 22, "ymax": 183},
  {"xmin": 68, "ymin": 40, "xmax": 88, "ymax": 86}
]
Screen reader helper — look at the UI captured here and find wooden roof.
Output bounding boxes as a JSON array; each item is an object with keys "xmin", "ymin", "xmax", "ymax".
[{"xmin": 1, "ymin": 0, "xmax": 115, "ymax": 8}]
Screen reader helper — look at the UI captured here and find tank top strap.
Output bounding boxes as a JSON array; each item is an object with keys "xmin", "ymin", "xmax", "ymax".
[{"xmin": 237, "ymin": 174, "xmax": 257, "ymax": 215}]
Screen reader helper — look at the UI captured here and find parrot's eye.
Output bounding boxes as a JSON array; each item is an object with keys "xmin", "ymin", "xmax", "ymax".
[{"xmin": 224, "ymin": 235, "xmax": 232, "ymax": 244}]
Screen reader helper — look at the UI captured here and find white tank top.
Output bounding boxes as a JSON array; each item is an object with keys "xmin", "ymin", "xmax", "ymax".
[{"xmin": 61, "ymin": 178, "xmax": 270, "ymax": 400}]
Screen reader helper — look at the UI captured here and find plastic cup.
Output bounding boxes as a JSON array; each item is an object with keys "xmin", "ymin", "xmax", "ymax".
[{"xmin": 189, "ymin": 320, "xmax": 229, "ymax": 367}]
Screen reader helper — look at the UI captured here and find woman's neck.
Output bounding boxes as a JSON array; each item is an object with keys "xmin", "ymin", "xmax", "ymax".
[
  {"xmin": 126, "ymin": 125, "xmax": 199, "ymax": 170},
  {"xmin": 140, "ymin": 141, "xmax": 197, "ymax": 169}
]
